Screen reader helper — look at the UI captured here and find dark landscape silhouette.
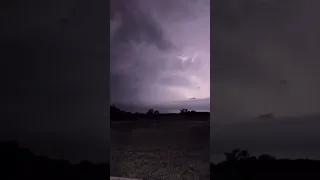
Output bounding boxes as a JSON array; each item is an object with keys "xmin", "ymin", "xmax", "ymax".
[
  {"xmin": 0, "ymin": 141, "xmax": 109, "ymax": 179},
  {"xmin": 211, "ymin": 148, "xmax": 320, "ymax": 179},
  {"xmin": 110, "ymin": 105, "xmax": 210, "ymax": 122},
  {"xmin": 110, "ymin": 105, "xmax": 210, "ymax": 179}
]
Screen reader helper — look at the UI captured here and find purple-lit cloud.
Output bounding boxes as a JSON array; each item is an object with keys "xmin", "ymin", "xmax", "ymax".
[{"xmin": 110, "ymin": 0, "xmax": 210, "ymax": 111}]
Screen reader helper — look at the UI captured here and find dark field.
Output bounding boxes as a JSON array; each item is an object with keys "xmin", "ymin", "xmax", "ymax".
[{"xmin": 110, "ymin": 118, "xmax": 210, "ymax": 180}]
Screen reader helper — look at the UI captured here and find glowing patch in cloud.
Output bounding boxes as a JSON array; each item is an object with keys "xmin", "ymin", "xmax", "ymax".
[{"xmin": 177, "ymin": 55, "xmax": 189, "ymax": 63}]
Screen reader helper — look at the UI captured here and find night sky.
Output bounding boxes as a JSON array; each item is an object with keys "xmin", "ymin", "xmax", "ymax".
[
  {"xmin": 212, "ymin": 0, "xmax": 320, "ymax": 118},
  {"xmin": 211, "ymin": 0, "xmax": 320, "ymax": 162},
  {"xmin": 1, "ymin": 1, "xmax": 109, "ymax": 163},
  {"xmin": 110, "ymin": 0, "xmax": 210, "ymax": 112},
  {"xmin": 3, "ymin": 0, "xmax": 320, "ymax": 165}
]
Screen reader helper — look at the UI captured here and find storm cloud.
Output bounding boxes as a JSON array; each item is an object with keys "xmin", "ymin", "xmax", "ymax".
[
  {"xmin": 110, "ymin": 0, "xmax": 210, "ymax": 111},
  {"xmin": 211, "ymin": 0, "xmax": 320, "ymax": 118},
  {"xmin": 211, "ymin": 0, "xmax": 320, "ymax": 163}
]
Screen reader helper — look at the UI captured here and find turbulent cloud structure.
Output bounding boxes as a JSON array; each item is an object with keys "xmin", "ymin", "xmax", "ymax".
[
  {"xmin": 110, "ymin": 0, "xmax": 210, "ymax": 111},
  {"xmin": 212, "ymin": 0, "xmax": 320, "ymax": 118},
  {"xmin": 211, "ymin": 0, "xmax": 320, "ymax": 163}
]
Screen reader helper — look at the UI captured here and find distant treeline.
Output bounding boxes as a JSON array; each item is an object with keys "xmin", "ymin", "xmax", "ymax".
[
  {"xmin": 110, "ymin": 105, "xmax": 209, "ymax": 121},
  {"xmin": 0, "ymin": 141, "xmax": 109, "ymax": 179},
  {"xmin": 211, "ymin": 148, "xmax": 320, "ymax": 179},
  {"xmin": 2, "ymin": 141, "xmax": 320, "ymax": 179}
]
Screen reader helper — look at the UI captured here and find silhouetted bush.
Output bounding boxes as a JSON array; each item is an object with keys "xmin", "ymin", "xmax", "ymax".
[{"xmin": 180, "ymin": 108, "xmax": 190, "ymax": 114}]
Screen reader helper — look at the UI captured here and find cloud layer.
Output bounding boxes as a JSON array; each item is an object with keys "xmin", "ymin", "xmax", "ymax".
[
  {"xmin": 110, "ymin": 0, "xmax": 210, "ymax": 111},
  {"xmin": 212, "ymin": 0, "xmax": 320, "ymax": 118}
]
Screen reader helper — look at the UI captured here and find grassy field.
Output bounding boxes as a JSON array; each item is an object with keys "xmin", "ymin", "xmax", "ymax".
[{"xmin": 110, "ymin": 119, "xmax": 210, "ymax": 180}]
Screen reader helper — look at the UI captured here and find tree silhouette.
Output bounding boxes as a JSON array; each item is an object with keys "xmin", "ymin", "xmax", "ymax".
[
  {"xmin": 110, "ymin": 105, "xmax": 209, "ymax": 121},
  {"xmin": 212, "ymin": 149, "xmax": 320, "ymax": 179},
  {"xmin": 239, "ymin": 150, "xmax": 250, "ymax": 160},
  {"xmin": 224, "ymin": 149, "xmax": 250, "ymax": 163},
  {"xmin": 180, "ymin": 108, "xmax": 189, "ymax": 114},
  {"xmin": 154, "ymin": 110, "xmax": 159, "ymax": 115},
  {"xmin": 147, "ymin": 109, "xmax": 154, "ymax": 115}
]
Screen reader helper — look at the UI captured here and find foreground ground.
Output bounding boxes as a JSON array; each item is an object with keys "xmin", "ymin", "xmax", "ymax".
[{"xmin": 110, "ymin": 119, "xmax": 210, "ymax": 180}]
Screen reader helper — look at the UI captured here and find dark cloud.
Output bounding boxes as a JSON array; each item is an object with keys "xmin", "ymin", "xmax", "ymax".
[
  {"xmin": 211, "ymin": 0, "xmax": 320, "ymax": 163},
  {"xmin": 211, "ymin": 0, "xmax": 320, "ymax": 118},
  {"xmin": 211, "ymin": 38, "xmax": 265, "ymax": 84},
  {"xmin": 111, "ymin": 0, "xmax": 210, "ymax": 110}
]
